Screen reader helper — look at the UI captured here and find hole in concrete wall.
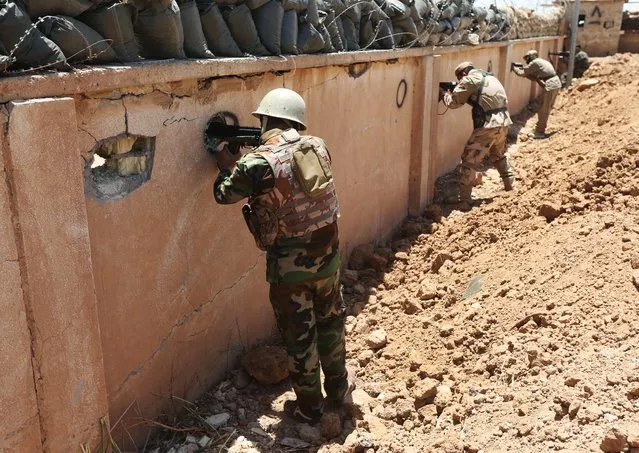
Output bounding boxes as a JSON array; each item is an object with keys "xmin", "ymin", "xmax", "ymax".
[
  {"xmin": 578, "ymin": 14, "xmax": 586, "ymax": 27},
  {"xmin": 84, "ymin": 134, "xmax": 156, "ymax": 201}
]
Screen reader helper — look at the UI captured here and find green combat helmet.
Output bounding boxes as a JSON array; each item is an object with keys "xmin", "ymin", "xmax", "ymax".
[{"xmin": 252, "ymin": 88, "xmax": 307, "ymax": 130}]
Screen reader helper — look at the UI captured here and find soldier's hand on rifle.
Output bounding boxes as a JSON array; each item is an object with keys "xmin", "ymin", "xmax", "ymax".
[{"xmin": 216, "ymin": 144, "xmax": 241, "ymax": 171}]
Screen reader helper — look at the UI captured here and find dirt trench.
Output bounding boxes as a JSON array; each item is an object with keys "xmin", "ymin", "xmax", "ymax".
[{"xmin": 149, "ymin": 54, "xmax": 639, "ymax": 453}]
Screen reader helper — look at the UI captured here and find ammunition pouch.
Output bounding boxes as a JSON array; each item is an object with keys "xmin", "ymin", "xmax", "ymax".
[
  {"xmin": 242, "ymin": 201, "xmax": 278, "ymax": 251},
  {"xmin": 291, "ymin": 141, "xmax": 333, "ymax": 198}
]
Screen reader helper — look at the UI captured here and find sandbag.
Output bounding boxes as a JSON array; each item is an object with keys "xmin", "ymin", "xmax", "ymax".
[
  {"xmin": 459, "ymin": 0, "xmax": 471, "ymax": 16},
  {"xmin": 282, "ymin": 0, "xmax": 307, "ymax": 11},
  {"xmin": 129, "ymin": 0, "xmax": 173, "ymax": 11},
  {"xmin": 280, "ymin": 9, "xmax": 298, "ymax": 54},
  {"xmin": 341, "ymin": 17, "xmax": 359, "ymax": 50},
  {"xmin": 180, "ymin": 0, "xmax": 214, "ymax": 58},
  {"xmin": 473, "ymin": 5, "xmax": 487, "ymax": 22},
  {"xmin": 411, "ymin": 0, "xmax": 430, "ymax": 19},
  {"xmin": 319, "ymin": 22, "xmax": 334, "ymax": 52},
  {"xmin": 440, "ymin": 3, "xmax": 458, "ymax": 19},
  {"xmin": 449, "ymin": 16, "xmax": 460, "ymax": 30},
  {"xmin": 247, "ymin": 0, "xmax": 269, "ymax": 10},
  {"xmin": 37, "ymin": 15, "xmax": 117, "ymax": 63},
  {"xmin": 0, "ymin": 1, "xmax": 68, "ymax": 70},
  {"xmin": 199, "ymin": 2, "xmax": 242, "ymax": 56},
  {"xmin": 383, "ymin": 0, "xmax": 410, "ymax": 20},
  {"xmin": 252, "ymin": 0, "xmax": 284, "ymax": 55},
  {"xmin": 79, "ymin": 2, "xmax": 139, "ymax": 62},
  {"xmin": 433, "ymin": 20, "xmax": 447, "ymax": 33},
  {"xmin": 459, "ymin": 15, "xmax": 472, "ymax": 29},
  {"xmin": 343, "ymin": 0, "xmax": 361, "ymax": 23},
  {"xmin": 297, "ymin": 19, "xmax": 324, "ymax": 53},
  {"xmin": 376, "ymin": 19, "xmax": 395, "ymax": 48},
  {"xmin": 334, "ymin": 12, "xmax": 346, "ymax": 47},
  {"xmin": 449, "ymin": 30, "xmax": 461, "ymax": 44},
  {"xmin": 392, "ymin": 16, "xmax": 417, "ymax": 46},
  {"xmin": 0, "ymin": 40, "xmax": 10, "ymax": 72},
  {"xmin": 223, "ymin": 4, "xmax": 269, "ymax": 55},
  {"xmin": 135, "ymin": 1, "xmax": 185, "ymax": 59},
  {"xmin": 426, "ymin": 31, "xmax": 439, "ymax": 45},
  {"xmin": 306, "ymin": 0, "xmax": 319, "ymax": 26},
  {"xmin": 322, "ymin": 10, "xmax": 344, "ymax": 51},
  {"xmin": 20, "ymin": 0, "xmax": 96, "ymax": 18},
  {"xmin": 359, "ymin": 15, "xmax": 378, "ymax": 49}
]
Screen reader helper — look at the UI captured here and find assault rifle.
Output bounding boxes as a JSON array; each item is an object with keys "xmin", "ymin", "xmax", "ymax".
[
  {"xmin": 510, "ymin": 62, "xmax": 524, "ymax": 72},
  {"xmin": 438, "ymin": 82, "xmax": 457, "ymax": 102},
  {"xmin": 439, "ymin": 81, "xmax": 458, "ymax": 92},
  {"xmin": 204, "ymin": 111, "xmax": 261, "ymax": 156},
  {"xmin": 549, "ymin": 51, "xmax": 571, "ymax": 60}
]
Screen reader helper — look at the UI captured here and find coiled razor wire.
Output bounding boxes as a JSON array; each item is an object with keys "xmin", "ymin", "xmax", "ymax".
[{"xmin": 2, "ymin": 14, "xmax": 116, "ymax": 76}]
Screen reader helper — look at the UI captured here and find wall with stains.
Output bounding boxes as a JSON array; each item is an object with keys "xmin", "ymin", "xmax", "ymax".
[
  {"xmin": 0, "ymin": 36, "xmax": 562, "ymax": 452},
  {"xmin": 567, "ymin": 0, "xmax": 624, "ymax": 56}
]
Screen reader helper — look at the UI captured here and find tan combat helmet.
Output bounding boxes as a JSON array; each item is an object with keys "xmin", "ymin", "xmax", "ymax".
[
  {"xmin": 524, "ymin": 49, "xmax": 538, "ymax": 63},
  {"xmin": 454, "ymin": 61, "xmax": 474, "ymax": 79},
  {"xmin": 252, "ymin": 88, "xmax": 307, "ymax": 130}
]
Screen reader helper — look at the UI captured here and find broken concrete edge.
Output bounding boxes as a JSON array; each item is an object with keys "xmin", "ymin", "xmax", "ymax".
[
  {"xmin": 0, "ymin": 37, "xmax": 563, "ymax": 104},
  {"xmin": 4, "ymin": 98, "xmax": 110, "ymax": 452}
]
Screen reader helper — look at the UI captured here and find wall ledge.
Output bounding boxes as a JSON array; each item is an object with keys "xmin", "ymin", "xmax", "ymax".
[{"xmin": 0, "ymin": 36, "xmax": 562, "ymax": 103}]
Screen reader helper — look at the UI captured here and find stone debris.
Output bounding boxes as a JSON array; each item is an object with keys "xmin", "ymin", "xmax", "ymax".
[{"xmin": 241, "ymin": 345, "xmax": 289, "ymax": 384}]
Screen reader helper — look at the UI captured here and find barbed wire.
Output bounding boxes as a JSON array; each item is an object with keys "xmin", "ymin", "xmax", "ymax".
[{"xmin": 0, "ymin": 0, "xmax": 562, "ymax": 77}]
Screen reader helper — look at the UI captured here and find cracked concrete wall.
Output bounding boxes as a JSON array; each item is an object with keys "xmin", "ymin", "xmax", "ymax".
[
  {"xmin": 3, "ymin": 98, "xmax": 109, "ymax": 452},
  {"xmin": 79, "ymin": 62, "xmax": 417, "ymax": 445},
  {"xmin": 0, "ymin": 106, "xmax": 43, "ymax": 453}
]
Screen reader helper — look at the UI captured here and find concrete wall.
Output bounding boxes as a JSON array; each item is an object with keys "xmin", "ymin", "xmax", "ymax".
[
  {"xmin": 567, "ymin": 0, "xmax": 624, "ymax": 56},
  {"xmin": 619, "ymin": 31, "xmax": 639, "ymax": 53},
  {"xmin": 0, "ymin": 36, "xmax": 561, "ymax": 452}
]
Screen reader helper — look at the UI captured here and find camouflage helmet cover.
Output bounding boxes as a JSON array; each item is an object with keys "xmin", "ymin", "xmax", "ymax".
[
  {"xmin": 454, "ymin": 61, "xmax": 474, "ymax": 78},
  {"xmin": 524, "ymin": 49, "xmax": 538, "ymax": 61}
]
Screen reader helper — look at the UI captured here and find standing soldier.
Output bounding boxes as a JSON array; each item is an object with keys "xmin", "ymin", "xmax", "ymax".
[
  {"xmin": 442, "ymin": 61, "xmax": 515, "ymax": 203},
  {"xmin": 512, "ymin": 49, "xmax": 562, "ymax": 138},
  {"xmin": 213, "ymin": 88, "xmax": 351, "ymax": 425}
]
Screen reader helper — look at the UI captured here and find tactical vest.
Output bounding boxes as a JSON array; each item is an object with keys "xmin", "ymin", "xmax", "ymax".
[
  {"xmin": 467, "ymin": 71, "xmax": 509, "ymax": 129},
  {"xmin": 242, "ymin": 129, "xmax": 339, "ymax": 251}
]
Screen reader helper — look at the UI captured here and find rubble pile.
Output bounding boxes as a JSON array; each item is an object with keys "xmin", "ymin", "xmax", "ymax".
[
  {"xmin": 0, "ymin": 0, "xmax": 562, "ymax": 74},
  {"xmin": 143, "ymin": 54, "xmax": 639, "ymax": 453}
]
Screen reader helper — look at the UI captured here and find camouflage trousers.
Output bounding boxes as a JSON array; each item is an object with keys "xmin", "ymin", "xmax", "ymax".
[
  {"xmin": 536, "ymin": 89, "xmax": 558, "ymax": 134},
  {"xmin": 459, "ymin": 125, "xmax": 514, "ymax": 197},
  {"xmin": 269, "ymin": 270, "xmax": 348, "ymax": 417}
]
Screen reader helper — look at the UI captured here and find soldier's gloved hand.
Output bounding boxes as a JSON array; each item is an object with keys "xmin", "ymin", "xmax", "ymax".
[{"xmin": 215, "ymin": 144, "xmax": 241, "ymax": 171}]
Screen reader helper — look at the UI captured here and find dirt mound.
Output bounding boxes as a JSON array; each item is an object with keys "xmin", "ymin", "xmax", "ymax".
[{"xmin": 146, "ymin": 54, "xmax": 639, "ymax": 453}]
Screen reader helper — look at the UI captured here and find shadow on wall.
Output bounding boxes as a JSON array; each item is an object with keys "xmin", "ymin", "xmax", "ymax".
[{"xmin": 84, "ymin": 134, "xmax": 156, "ymax": 201}]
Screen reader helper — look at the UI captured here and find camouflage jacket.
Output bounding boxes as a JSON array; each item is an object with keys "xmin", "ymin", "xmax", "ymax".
[{"xmin": 214, "ymin": 129, "xmax": 341, "ymax": 284}]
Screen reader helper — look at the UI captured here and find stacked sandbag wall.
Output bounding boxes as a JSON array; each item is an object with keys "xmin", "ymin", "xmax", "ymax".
[{"xmin": 0, "ymin": 0, "xmax": 563, "ymax": 75}]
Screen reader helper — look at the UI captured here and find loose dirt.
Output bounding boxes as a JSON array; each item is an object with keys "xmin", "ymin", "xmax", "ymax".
[{"xmin": 149, "ymin": 53, "xmax": 639, "ymax": 453}]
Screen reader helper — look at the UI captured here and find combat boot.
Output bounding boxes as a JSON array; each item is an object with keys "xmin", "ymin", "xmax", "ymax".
[
  {"xmin": 494, "ymin": 157, "xmax": 515, "ymax": 191},
  {"xmin": 458, "ymin": 183, "xmax": 473, "ymax": 203},
  {"xmin": 503, "ymin": 176, "xmax": 515, "ymax": 191}
]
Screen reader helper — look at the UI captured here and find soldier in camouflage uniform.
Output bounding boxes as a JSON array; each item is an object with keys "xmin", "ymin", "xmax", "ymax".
[
  {"xmin": 442, "ymin": 61, "xmax": 515, "ymax": 203},
  {"xmin": 513, "ymin": 49, "xmax": 562, "ymax": 138},
  {"xmin": 213, "ymin": 88, "xmax": 350, "ymax": 424}
]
